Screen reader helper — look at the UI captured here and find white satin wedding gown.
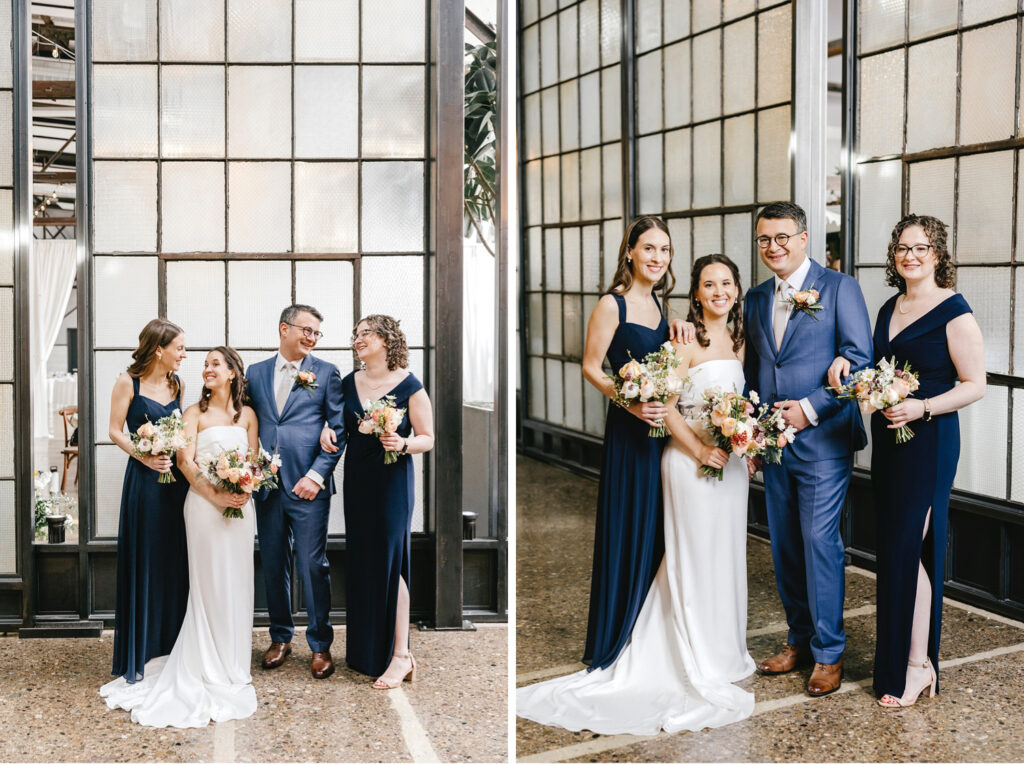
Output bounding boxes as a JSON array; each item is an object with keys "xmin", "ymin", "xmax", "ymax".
[
  {"xmin": 517, "ymin": 360, "xmax": 755, "ymax": 735},
  {"xmin": 100, "ymin": 425, "xmax": 258, "ymax": 728}
]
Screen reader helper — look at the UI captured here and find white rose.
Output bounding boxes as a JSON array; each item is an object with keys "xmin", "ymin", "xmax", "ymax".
[
  {"xmin": 622, "ymin": 381, "xmax": 640, "ymax": 399},
  {"xmin": 869, "ymin": 390, "xmax": 887, "ymax": 411},
  {"xmin": 136, "ymin": 438, "xmax": 152, "ymax": 453},
  {"xmin": 639, "ymin": 378, "xmax": 656, "ymax": 401},
  {"xmin": 883, "ymin": 387, "xmax": 900, "ymax": 406}
]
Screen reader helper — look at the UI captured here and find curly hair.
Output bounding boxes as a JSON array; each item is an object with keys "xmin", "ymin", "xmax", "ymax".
[
  {"xmin": 885, "ymin": 214, "xmax": 956, "ymax": 292},
  {"xmin": 354, "ymin": 315, "xmax": 409, "ymax": 371},
  {"xmin": 686, "ymin": 254, "xmax": 744, "ymax": 353},
  {"xmin": 126, "ymin": 318, "xmax": 184, "ymax": 399},
  {"xmin": 606, "ymin": 216, "xmax": 676, "ymax": 305},
  {"xmin": 198, "ymin": 346, "xmax": 248, "ymax": 423}
]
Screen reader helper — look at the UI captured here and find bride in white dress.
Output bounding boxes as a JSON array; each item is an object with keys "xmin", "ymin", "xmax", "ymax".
[
  {"xmin": 101, "ymin": 347, "xmax": 259, "ymax": 728},
  {"xmin": 517, "ymin": 255, "xmax": 756, "ymax": 735}
]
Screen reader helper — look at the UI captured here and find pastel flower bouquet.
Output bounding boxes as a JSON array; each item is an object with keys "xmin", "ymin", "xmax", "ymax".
[
  {"xmin": 358, "ymin": 395, "xmax": 407, "ymax": 464},
  {"xmin": 130, "ymin": 409, "xmax": 191, "ymax": 483},
  {"xmin": 200, "ymin": 447, "xmax": 281, "ymax": 518},
  {"xmin": 694, "ymin": 389, "xmax": 797, "ymax": 480},
  {"xmin": 830, "ymin": 356, "xmax": 921, "ymax": 443},
  {"xmin": 609, "ymin": 342, "xmax": 686, "ymax": 437}
]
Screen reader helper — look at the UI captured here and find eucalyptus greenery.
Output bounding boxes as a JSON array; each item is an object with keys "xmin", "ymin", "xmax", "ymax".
[{"xmin": 465, "ymin": 40, "xmax": 497, "ymax": 255}]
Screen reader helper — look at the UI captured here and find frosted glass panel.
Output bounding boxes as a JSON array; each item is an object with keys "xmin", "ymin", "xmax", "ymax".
[
  {"xmin": 723, "ymin": 114, "xmax": 754, "ymax": 205},
  {"xmin": 559, "ymin": 6, "xmax": 578, "ymax": 79},
  {"xmin": 162, "ymin": 162, "xmax": 225, "ymax": 252},
  {"xmin": 637, "ymin": 51, "xmax": 662, "ymax": 134},
  {"xmin": 724, "ymin": 0, "xmax": 754, "ymax": 20},
  {"xmin": 664, "ymin": 128, "xmax": 692, "ymax": 211},
  {"xmin": 954, "ymin": 385, "xmax": 1007, "ymax": 498},
  {"xmin": 563, "ymin": 228, "xmax": 582, "ymax": 292},
  {"xmin": 564, "ymin": 297, "xmax": 584, "ymax": 359},
  {"xmin": 600, "ymin": 0, "xmax": 621, "ymax": 64},
  {"xmin": 560, "ymin": 80, "xmax": 580, "ymax": 151},
  {"xmin": 856, "ymin": 160, "xmax": 901, "ymax": 265},
  {"xmin": 724, "ymin": 213, "xmax": 752, "ymax": 291},
  {"xmin": 957, "ymin": 152, "xmax": 1013, "ymax": 263},
  {"xmin": 0, "ymin": 4, "xmax": 9, "ymax": 89},
  {"xmin": 962, "ymin": 0, "xmax": 1017, "ymax": 25},
  {"xmin": 723, "ymin": 18, "xmax": 755, "ymax": 115},
  {"xmin": 165, "ymin": 261, "xmax": 226, "ymax": 347},
  {"xmin": 601, "ymin": 66, "xmax": 621, "ymax": 142},
  {"xmin": 295, "ymin": 0, "xmax": 359, "ymax": 62},
  {"xmin": 854, "ymin": 266, "xmax": 890, "ymax": 338},
  {"xmin": 692, "ymin": 31, "xmax": 722, "ymax": 123},
  {"xmin": 0, "ymin": 386, "xmax": 10, "ymax": 476},
  {"xmin": 93, "ymin": 65, "xmax": 157, "ymax": 157},
  {"xmin": 227, "ymin": 162, "xmax": 292, "ymax": 252},
  {"xmin": 361, "ymin": 162, "xmax": 424, "ymax": 252},
  {"xmin": 295, "ymin": 260, "xmax": 354, "ymax": 338},
  {"xmin": 583, "ymin": 225, "xmax": 602, "ymax": 292},
  {"xmin": 584, "ymin": 371, "xmax": 606, "ymax": 435},
  {"xmin": 579, "ymin": 0, "xmax": 600, "ymax": 73},
  {"xmin": 160, "ymin": 0, "xmax": 224, "ymax": 61},
  {"xmin": 637, "ymin": 135, "xmax": 663, "ymax": 214},
  {"xmin": 561, "ymin": 152, "xmax": 581, "ymax": 222},
  {"xmin": 93, "ymin": 0, "xmax": 156, "ymax": 61},
  {"xmin": 542, "ymin": 156, "xmax": 561, "ymax": 223},
  {"xmin": 757, "ymin": 5, "xmax": 791, "ymax": 106},
  {"xmin": 295, "ymin": 162, "xmax": 359, "ymax": 252},
  {"xmin": 1017, "ymin": 269, "xmax": 1024, "ymax": 374},
  {"xmin": 603, "ymin": 220, "xmax": 621, "ymax": 288},
  {"xmin": 228, "ymin": 67, "xmax": 292, "ymax": 158},
  {"xmin": 0, "ymin": 289, "xmax": 10, "ymax": 379},
  {"xmin": 93, "ymin": 162, "xmax": 157, "ymax": 253},
  {"xmin": 362, "ymin": 0, "xmax": 426, "ymax": 62},
  {"xmin": 1013, "ymin": 389, "xmax": 1024, "ymax": 502},
  {"xmin": 579, "ymin": 72, "xmax": 601, "ymax": 147},
  {"xmin": 522, "ymin": 25, "xmax": 539, "ymax": 94},
  {"xmin": 957, "ymin": 268, "xmax": 1010, "ymax": 373},
  {"xmin": 580, "ymin": 147, "xmax": 602, "ymax": 220},
  {"xmin": 362, "ymin": 66, "xmax": 426, "ymax": 158},
  {"xmin": 527, "ymin": 227, "xmax": 543, "ymax": 290},
  {"xmin": 960, "ymin": 21, "xmax": 1017, "ymax": 145},
  {"xmin": 905, "ymin": 36, "xmax": 956, "ymax": 153},
  {"xmin": 636, "ymin": 0, "xmax": 662, "ymax": 53},
  {"xmin": 360, "ymin": 256, "xmax": 424, "ymax": 345},
  {"xmin": 0, "ymin": 482, "xmax": 11, "ymax": 572},
  {"xmin": 525, "ymin": 161, "xmax": 541, "ymax": 225},
  {"xmin": 857, "ymin": 50, "xmax": 905, "ymax": 158},
  {"xmin": 295, "ymin": 66, "xmax": 359, "ymax": 158},
  {"xmin": 756, "ymin": 106, "xmax": 790, "ymax": 202},
  {"xmin": 564, "ymin": 362, "xmax": 583, "ymax": 429},
  {"xmin": 0, "ymin": 93, "xmax": 9, "ymax": 186},
  {"xmin": 545, "ymin": 358, "xmax": 564, "ymax": 424},
  {"xmin": 602, "ymin": 143, "xmax": 622, "ymax": 218},
  {"xmin": 693, "ymin": 121, "xmax": 722, "ymax": 208},
  {"xmin": 227, "ymin": 0, "xmax": 291, "ymax": 61},
  {"xmin": 94, "ymin": 256, "xmax": 158, "ymax": 348},
  {"xmin": 858, "ymin": 0, "xmax": 906, "ymax": 54},
  {"xmin": 160, "ymin": 65, "xmax": 225, "ymax": 158},
  {"xmin": 908, "ymin": 159, "xmax": 954, "ymax": 240},
  {"xmin": 540, "ymin": 16, "xmax": 558, "ymax": 88},
  {"xmin": 908, "ymin": 0, "xmax": 956, "ymax": 39},
  {"xmin": 664, "ymin": 0, "xmax": 690, "ymax": 42},
  {"xmin": 544, "ymin": 228, "xmax": 562, "ymax": 290},
  {"xmin": 693, "ymin": 0, "xmax": 720, "ymax": 32},
  {"xmin": 693, "ymin": 216, "xmax": 722, "ymax": 259},
  {"xmin": 663, "ymin": 41, "xmax": 691, "ymax": 128},
  {"xmin": 528, "ymin": 356, "xmax": 545, "ymax": 419},
  {"xmin": 93, "ymin": 351, "xmax": 133, "ymax": 443},
  {"xmin": 227, "ymin": 260, "xmax": 292, "ymax": 347},
  {"xmin": 525, "ymin": 92, "xmax": 542, "ymax": 159},
  {"xmin": 0, "ymin": 191, "xmax": 10, "ymax": 286},
  {"xmin": 541, "ymin": 87, "xmax": 559, "ymax": 156},
  {"xmin": 95, "ymin": 445, "xmax": 129, "ymax": 537},
  {"xmin": 528, "ymin": 293, "xmax": 543, "ymax": 354},
  {"xmin": 545, "ymin": 294, "xmax": 562, "ymax": 355}
]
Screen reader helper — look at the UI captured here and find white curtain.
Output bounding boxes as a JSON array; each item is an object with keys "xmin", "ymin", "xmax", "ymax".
[
  {"xmin": 31, "ymin": 239, "xmax": 77, "ymax": 437},
  {"xmin": 463, "ymin": 237, "xmax": 495, "ymax": 403}
]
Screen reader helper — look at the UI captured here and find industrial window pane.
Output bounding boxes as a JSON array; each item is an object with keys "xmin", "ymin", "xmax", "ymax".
[
  {"xmin": 954, "ymin": 385, "xmax": 1007, "ymax": 497},
  {"xmin": 563, "ymin": 228, "xmax": 582, "ymax": 292},
  {"xmin": 228, "ymin": 162, "xmax": 291, "ymax": 253},
  {"xmin": 0, "ymin": 481, "xmax": 11, "ymax": 572},
  {"xmin": 93, "ymin": 161, "xmax": 157, "ymax": 253},
  {"xmin": 602, "ymin": 143, "xmax": 622, "ymax": 218},
  {"xmin": 724, "ymin": 0, "xmax": 755, "ymax": 21},
  {"xmin": 693, "ymin": 215, "xmax": 722, "ymax": 260},
  {"xmin": 227, "ymin": 0, "xmax": 291, "ymax": 61},
  {"xmin": 545, "ymin": 294, "xmax": 563, "ymax": 356},
  {"xmin": 857, "ymin": 49, "xmax": 904, "ymax": 158},
  {"xmin": 295, "ymin": 0, "xmax": 359, "ymax": 62},
  {"xmin": 600, "ymin": 0, "xmax": 621, "ymax": 64},
  {"xmin": 294, "ymin": 66, "xmax": 359, "ymax": 158},
  {"xmin": 579, "ymin": 0, "xmax": 600, "ymax": 73},
  {"xmin": 667, "ymin": 217, "xmax": 691, "ymax": 276},
  {"xmin": 601, "ymin": 66, "xmax": 622, "ymax": 142},
  {"xmin": 93, "ymin": 0, "xmax": 156, "ymax": 61},
  {"xmin": 561, "ymin": 152, "xmax": 581, "ymax": 222},
  {"xmin": 560, "ymin": 80, "xmax": 580, "ymax": 151},
  {"xmin": 579, "ymin": 72, "xmax": 601, "ymax": 147},
  {"xmin": 362, "ymin": 0, "xmax": 426, "ymax": 62},
  {"xmin": 664, "ymin": 0, "xmax": 690, "ymax": 43},
  {"xmin": 907, "ymin": 159, "xmax": 954, "ymax": 246},
  {"xmin": 546, "ymin": 358, "xmax": 564, "ymax": 424},
  {"xmin": 908, "ymin": 0, "xmax": 956, "ymax": 39},
  {"xmin": 544, "ymin": 227, "xmax": 562, "ymax": 290},
  {"xmin": 564, "ymin": 298, "xmax": 584, "ymax": 360},
  {"xmin": 94, "ymin": 445, "xmax": 129, "ymax": 537},
  {"xmin": 905, "ymin": 36, "xmax": 956, "ymax": 153},
  {"xmin": 637, "ymin": 135, "xmax": 663, "ymax": 214},
  {"xmin": 664, "ymin": 128, "xmax": 691, "ymax": 211},
  {"xmin": 92, "ymin": 65, "xmax": 157, "ymax": 158},
  {"xmin": 362, "ymin": 66, "xmax": 426, "ymax": 158},
  {"xmin": 0, "ymin": 289, "xmax": 10, "ymax": 379},
  {"xmin": 1012, "ymin": 389, "xmax": 1024, "ymax": 502},
  {"xmin": 663, "ymin": 40, "xmax": 691, "ymax": 128},
  {"xmin": 540, "ymin": 16, "xmax": 559, "ymax": 88},
  {"xmin": 528, "ymin": 356, "xmax": 545, "ymax": 419},
  {"xmin": 858, "ymin": 0, "xmax": 905, "ymax": 54},
  {"xmin": 528, "ymin": 293, "xmax": 544, "ymax": 355},
  {"xmin": 583, "ymin": 225, "xmax": 602, "ymax": 292},
  {"xmin": 559, "ymin": 6, "xmax": 578, "ymax": 79},
  {"xmin": 723, "ymin": 18, "xmax": 755, "ymax": 115},
  {"xmin": 956, "ymin": 267, "xmax": 1010, "ymax": 374},
  {"xmin": 1018, "ymin": 152, "xmax": 1024, "ymax": 264},
  {"xmin": 0, "ymin": 385, "xmax": 10, "ymax": 477},
  {"xmin": 0, "ymin": 93, "xmax": 9, "ymax": 186},
  {"xmin": 0, "ymin": 191, "xmax": 11, "ymax": 285},
  {"xmin": 165, "ymin": 261, "xmax": 226, "ymax": 348},
  {"xmin": 960, "ymin": 21, "xmax": 1017, "ymax": 145},
  {"xmin": 161, "ymin": 161, "xmax": 225, "ymax": 252},
  {"xmin": 522, "ymin": 25, "xmax": 539, "ymax": 94},
  {"xmin": 542, "ymin": 156, "xmax": 561, "ymax": 223},
  {"xmin": 295, "ymin": 260, "xmax": 354, "ymax": 338},
  {"xmin": 361, "ymin": 162, "xmax": 424, "ymax": 252},
  {"xmin": 527, "ymin": 227, "xmax": 543, "ymax": 290},
  {"xmin": 94, "ymin": 256, "xmax": 158, "ymax": 348},
  {"xmin": 525, "ymin": 92, "xmax": 542, "ymax": 160},
  {"xmin": 583, "ymin": 365, "xmax": 606, "ymax": 435},
  {"xmin": 227, "ymin": 260, "xmax": 291, "ymax": 348},
  {"xmin": 855, "ymin": 266, "xmax": 890, "ymax": 341},
  {"xmin": 757, "ymin": 5, "xmax": 791, "ymax": 106},
  {"xmin": 294, "ymin": 162, "xmax": 359, "ymax": 252},
  {"xmin": 692, "ymin": 30, "xmax": 721, "ymax": 123},
  {"xmin": 724, "ymin": 213, "xmax": 752, "ymax": 291},
  {"xmin": 160, "ymin": 65, "xmax": 225, "ymax": 158},
  {"xmin": 0, "ymin": 6, "xmax": 10, "ymax": 89},
  {"xmin": 541, "ymin": 86, "xmax": 559, "ymax": 156},
  {"xmin": 564, "ymin": 361, "xmax": 583, "ymax": 429},
  {"xmin": 856, "ymin": 160, "xmax": 901, "ymax": 265},
  {"xmin": 1016, "ymin": 269, "xmax": 1024, "ymax": 375},
  {"xmin": 692, "ymin": 0, "xmax": 721, "ymax": 34},
  {"xmin": 580, "ymin": 147, "xmax": 602, "ymax": 220},
  {"xmin": 692, "ymin": 121, "xmax": 722, "ymax": 209},
  {"xmin": 525, "ymin": 160, "xmax": 542, "ymax": 225},
  {"xmin": 602, "ymin": 220, "xmax": 621, "ymax": 287},
  {"xmin": 635, "ymin": 0, "xmax": 662, "ymax": 53},
  {"xmin": 92, "ymin": 351, "xmax": 133, "ymax": 444},
  {"xmin": 636, "ymin": 51, "xmax": 662, "ymax": 135},
  {"xmin": 160, "ymin": 0, "xmax": 224, "ymax": 61},
  {"xmin": 957, "ymin": 151, "xmax": 1013, "ymax": 263},
  {"xmin": 723, "ymin": 114, "xmax": 754, "ymax": 206},
  {"xmin": 228, "ymin": 66, "xmax": 292, "ymax": 158},
  {"xmin": 756, "ymin": 106, "xmax": 790, "ymax": 202},
  {"xmin": 962, "ymin": 0, "xmax": 1017, "ymax": 25}
]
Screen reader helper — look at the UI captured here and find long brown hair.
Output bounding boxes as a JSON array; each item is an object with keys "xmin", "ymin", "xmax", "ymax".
[
  {"xmin": 687, "ymin": 254, "xmax": 744, "ymax": 353},
  {"xmin": 198, "ymin": 346, "xmax": 247, "ymax": 423},
  {"xmin": 606, "ymin": 216, "xmax": 676, "ymax": 307},
  {"xmin": 126, "ymin": 318, "xmax": 184, "ymax": 399},
  {"xmin": 885, "ymin": 213, "xmax": 956, "ymax": 293}
]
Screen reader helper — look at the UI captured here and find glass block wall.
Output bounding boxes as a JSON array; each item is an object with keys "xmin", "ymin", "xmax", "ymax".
[
  {"xmin": 853, "ymin": 1, "xmax": 1023, "ymax": 502},
  {"xmin": 0, "ymin": 0, "xmax": 14, "ymax": 574},
  {"xmin": 90, "ymin": 0, "xmax": 429, "ymax": 538}
]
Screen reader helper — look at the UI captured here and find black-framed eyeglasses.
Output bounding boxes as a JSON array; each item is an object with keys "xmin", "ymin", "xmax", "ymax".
[
  {"xmin": 286, "ymin": 323, "xmax": 324, "ymax": 340},
  {"xmin": 350, "ymin": 329, "xmax": 378, "ymax": 343},
  {"xmin": 755, "ymin": 231, "xmax": 805, "ymax": 249},
  {"xmin": 894, "ymin": 244, "xmax": 934, "ymax": 258}
]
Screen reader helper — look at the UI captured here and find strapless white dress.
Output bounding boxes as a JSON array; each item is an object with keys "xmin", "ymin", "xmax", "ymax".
[
  {"xmin": 517, "ymin": 360, "xmax": 755, "ymax": 735},
  {"xmin": 100, "ymin": 425, "xmax": 258, "ymax": 728}
]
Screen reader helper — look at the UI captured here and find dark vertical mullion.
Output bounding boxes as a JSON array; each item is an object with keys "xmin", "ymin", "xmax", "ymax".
[
  {"xmin": 289, "ymin": 3, "xmax": 296, "ymax": 258},
  {"xmin": 752, "ymin": 8, "xmax": 760, "ymax": 281},
  {"xmin": 687, "ymin": 2, "xmax": 694, "ymax": 274},
  {"xmin": 840, "ymin": 0, "xmax": 857, "ymax": 277},
  {"xmin": 620, "ymin": 0, "xmax": 636, "ymax": 220}
]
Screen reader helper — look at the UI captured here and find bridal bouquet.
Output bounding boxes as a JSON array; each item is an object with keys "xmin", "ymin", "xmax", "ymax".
[
  {"xmin": 130, "ymin": 409, "xmax": 190, "ymax": 484},
  {"xmin": 695, "ymin": 389, "xmax": 797, "ymax": 480},
  {"xmin": 609, "ymin": 342, "xmax": 686, "ymax": 437},
  {"xmin": 830, "ymin": 356, "xmax": 921, "ymax": 443},
  {"xmin": 358, "ymin": 395, "xmax": 407, "ymax": 464},
  {"xmin": 200, "ymin": 447, "xmax": 281, "ymax": 518}
]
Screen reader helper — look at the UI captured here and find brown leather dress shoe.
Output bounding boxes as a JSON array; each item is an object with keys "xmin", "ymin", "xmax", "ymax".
[
  {"xmin": 262, "ymin": 641, "xmax": 292, "ymax": 669},
  {"xmin": 757, "ymin": 643, "xmax": 810, "ymax": 675},
  {"xmin": 807, "ymin": 658, "xmax": 844, "ymax": 696},
  {"xmin": 311, "ymin": 651, "xmax": 335, "ymax": 679}
]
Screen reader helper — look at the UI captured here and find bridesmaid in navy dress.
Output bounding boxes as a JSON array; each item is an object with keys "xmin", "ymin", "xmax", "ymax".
[
  {"xmin": 322, "ymin": 314, "xmax": 434, "ymax": 688},
  {"xmin": 580, "ymin": 216, "xmax": 675, "ymax": 669},
  {"xmin": 107, "ymin": 319, "xmax": 191, "ymax": 682}
]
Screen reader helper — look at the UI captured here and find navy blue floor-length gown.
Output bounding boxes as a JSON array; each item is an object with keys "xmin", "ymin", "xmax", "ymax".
[
  {"xmin": 583, "ymin": 292, "xmax": 668, "ymax": 670},
  {"xmin": 111, "ymin": 375, "xmax": 190, "ymax": 682},
  {"xmin": 343, "ymin": 371, "xmax": 421, "ymax": 677},
  {"xmin": 871, "ymin": 293, "xmax": 972, "ymax": 698}
]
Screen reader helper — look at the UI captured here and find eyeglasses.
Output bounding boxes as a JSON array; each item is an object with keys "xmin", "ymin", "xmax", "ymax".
[
  {"xmin": 755, "ymin": 231, "xmax": 804, "ymax": 249},
  {"xmin": 286, "ymin": 323, "xmax": 324, "ymax": 340},
  {"xmin": 351, "ymin": 329, "xmax": 378, "ymax": 343},
  {"xmin": 894, "ymin": 244, "xmax": 933, "ymax": 258}
]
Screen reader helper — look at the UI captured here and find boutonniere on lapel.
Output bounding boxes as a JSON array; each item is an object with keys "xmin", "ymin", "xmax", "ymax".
[
  {"xmin": 293, "ymin": 370, "xmax": 319, "ymax": 394},
  {"xmin": 781, "ymin": 284, "xmax": 822, "ymax": 320}
]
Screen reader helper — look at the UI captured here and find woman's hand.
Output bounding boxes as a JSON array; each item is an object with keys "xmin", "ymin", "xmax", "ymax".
[
  {"xmin": 883, "ymin": 399, "xmax": 926, "ymax": 428},
  {"xmin": 668, "ymin": 320, "xmax": 696, "ymax": 344},
  {"xmin": 142, "ymin": 453, "xmax": 173, "ymax": 473},
  {"xmin": 698, "ymin": 444, "xmax": 729, "ymax": 470},
  {"xmin": 827, "ymin": 356, "xmax": 851, "ymax": 389},
  {"xmin": 628, "ymin": 400, "xmax": 668, "ymax": 427},
  {"xmin": 380, "ymin": 432, "xmax": 404, "ymax": 452},
  {"xmin": 320, "ymin": 426, "xmax": 339, "ymax": 453},
  {"xmin": 746, "ymin": 454, "xmax": 762, "ymax": 480},
  {"xmin": 206, "ymin": 485, "xmax": 248, "ymax": 509}
]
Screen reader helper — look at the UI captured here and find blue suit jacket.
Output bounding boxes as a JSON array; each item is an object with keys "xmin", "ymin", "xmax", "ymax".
[
  {"xmin": 246, "ymin": 353, "xmax": 345, "ymax": 498},
  {"xmin": 743, "ymin": 258, "xmax": 873, "ymax": 462}
]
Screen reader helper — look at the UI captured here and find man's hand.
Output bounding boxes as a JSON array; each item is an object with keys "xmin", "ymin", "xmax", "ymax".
[
  {"xmin": 320, "ymin": 427, "xmax": 339, "ymax": 453},
  {"xmin": 291, "ymin": 476, "xmax": 321, "ymax": 500},
  {"xmin": 773, "ymin": 399, "xmax": 810, "ymax": 432},
  {"xmin": 668, "ymin": 320, "xmax": 696, "ymax": 344},
  {"xmin": 746, "ymin": 454, "xmax": 762, "ymax": 479}
]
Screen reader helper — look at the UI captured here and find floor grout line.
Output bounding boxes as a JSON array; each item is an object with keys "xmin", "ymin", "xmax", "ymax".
[
  {"xmin": 389, "ymin": 686, "xmax": 441, "ymax": 763},
  {"xmin": 212, "ymin": 718, "xmax": 235, "ymax": 763},
  {"xmin": 517, "ymin": 642, "xmax": 1024, "ymax": 763}
]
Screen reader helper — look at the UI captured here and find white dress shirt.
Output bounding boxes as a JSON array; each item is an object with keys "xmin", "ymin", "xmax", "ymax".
[
  {"xmin": 274, "ymin": 352, "xmax": 325, "ymax": 489},
  {"xmin": 772, "ymin": 257, "xmax": 819, "ymax": 427}
]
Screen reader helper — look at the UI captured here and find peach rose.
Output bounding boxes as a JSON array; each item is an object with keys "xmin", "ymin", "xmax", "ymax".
[
  {"xmin": 226, "ymin": 468, "xmax": 240, "ymax": 484},
  {"xmin": 721, "ymin": 417, "xmax": 737, "ymax": 437},
  {"xmin": 618, "ymin": 359, "xmax": 644, "ymax": 381},
  {"xmin": 138, "ymin": 422, "xmax": 157, "ymax": 440}
]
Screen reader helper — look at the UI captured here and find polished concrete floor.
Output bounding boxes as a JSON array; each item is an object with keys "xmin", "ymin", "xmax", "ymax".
[
  {"xmin": 516, "ymin": 455, "xmax": 1024, "ymax": 763},
  {"xmin": 0, "ymin": 624, "xmax": 508, "ymax": 763}
]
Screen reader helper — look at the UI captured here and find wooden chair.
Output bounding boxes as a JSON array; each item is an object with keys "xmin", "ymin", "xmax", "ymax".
[{"xmin": 57, "ymin": 406, "xmax": 78, "ymax": 492}]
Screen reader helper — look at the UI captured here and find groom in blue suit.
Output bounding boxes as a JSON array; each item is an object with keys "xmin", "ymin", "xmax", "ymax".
[
  {"xmin": 743, "ymin": 202, "xmax": 873, "ymax": 696},
  {"xmin": 247, "ymin": 304, "xmax": 345, "ymax": 679}
]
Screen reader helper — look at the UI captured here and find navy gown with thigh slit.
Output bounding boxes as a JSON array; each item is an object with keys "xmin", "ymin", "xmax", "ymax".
[
  {"xmin": 871, "ymin": 293, "xmax": 972, "ymax": 698},
  {"xmin": 583, "ymin": 292, "xmax": 669, "ymax": 670},
  {"xmin": 111, "ymin": 375, "xmax": 190, "ymax": 682},
  {"xmin": 342, "ymin": 371, "xmax": 422, "ymax": 676}
]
